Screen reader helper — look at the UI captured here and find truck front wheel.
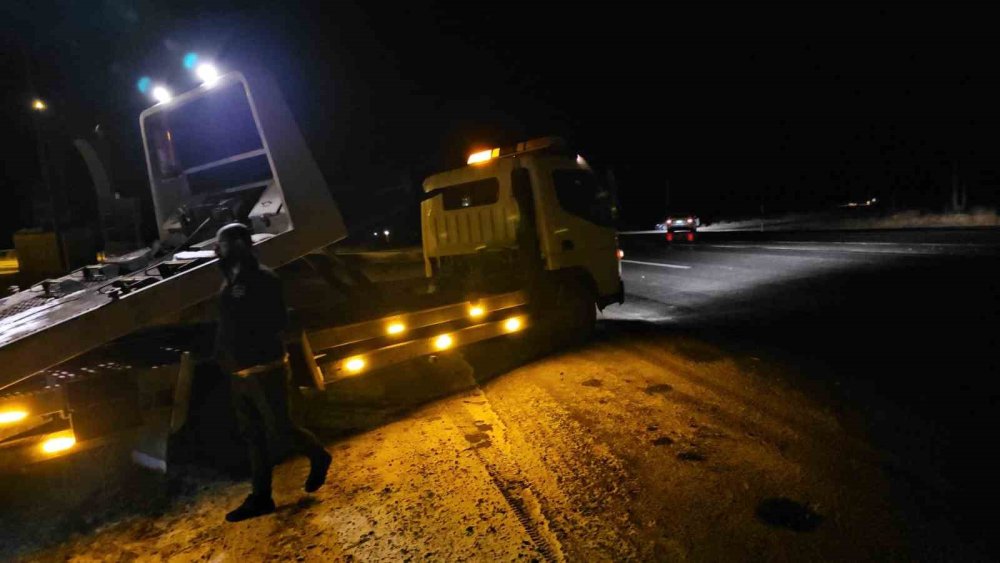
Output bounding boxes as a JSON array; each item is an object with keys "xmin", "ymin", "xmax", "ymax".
[{"xmin": 556, "ymin": 279, "xmax": 596, "ymax": 345}]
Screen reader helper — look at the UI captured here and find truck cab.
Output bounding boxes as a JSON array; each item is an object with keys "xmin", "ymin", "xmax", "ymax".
[{"xmin": 421, "ymin": 137, "xmax": 624, "ymax": 310}]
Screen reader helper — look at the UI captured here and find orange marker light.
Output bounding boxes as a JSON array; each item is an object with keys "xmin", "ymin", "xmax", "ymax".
[
  {"xmin": 0, "ymin": 410, "xmax": 28, "ymax": 424},
  {"xmin": 467, "ymin": 148, "xmax": 500, "ymax": 165},
  {"xmin": 344, "ymin": 357, "xmax": 366, "ymax": 374},
  {"xmin": 41, "ymin": 435, "xmax": 76, "ymax": 454},
  {"xmin": 503, "ymin": 317, "xmax": 523, "ymax": 333},
  {"xmin": 434, "ymin": 334, "xmax": 454, "ymax": 350}
]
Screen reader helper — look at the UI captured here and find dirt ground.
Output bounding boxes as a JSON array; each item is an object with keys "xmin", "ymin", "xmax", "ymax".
[{"xmin": 5, "ymin": 309, "xmax": 965, "ymax": 561}]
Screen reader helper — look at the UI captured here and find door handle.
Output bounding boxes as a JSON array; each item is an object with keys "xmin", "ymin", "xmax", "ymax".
[{"xmin": 561, "ymin": 239, "xmax": 575, "ymax": 251}]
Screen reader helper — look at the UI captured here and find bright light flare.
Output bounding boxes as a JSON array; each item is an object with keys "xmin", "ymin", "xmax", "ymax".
[
  {"xmin": 467, "ymin": 148, "xmax": 499, "ymax": 165},
  {"xmin": 468, "ymin": 305, "xmax": 485, "ymax": 319},
  {"xmin": 196, "ymin": 63, "xmax": 219, "ymax": 86},
  {"xmin": 434, "ymin": 334, "xmax": 454, "ymax": 350},
  {"xmin": 41, "ymin": 435, "xmax": 75, "ymax": 454},
  {"xmin": 386, "ymin": 322, "xmax": 406, "ymax": 335},
  {"xmin": 31, "ymin": 99, "xmax": 47, "ymax": 111},
  {"xmin": 503, "ymin": 317, "xmax": 523, "ymax": 332},
  {"xmin": 151, "ymin": 85, "xmax": 172, "ymax": 104},
  {"xmin": 617, "ymin": 249, "xmax": 624, "ymax": 260},
  {"xmin": 0, "ymin": 410, "xmax": 28, "ymax": 424},
  {"xmin": 344, "ymin": 357, "xmax": 366, "ymax": 373}
]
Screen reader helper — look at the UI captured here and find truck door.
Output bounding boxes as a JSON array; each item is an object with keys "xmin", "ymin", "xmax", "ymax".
[{"xmin": 532, "ymin": 158, "xmax": 620, "ymax": 300}]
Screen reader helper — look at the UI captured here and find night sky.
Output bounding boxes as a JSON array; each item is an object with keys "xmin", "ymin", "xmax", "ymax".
[{"xmin": 3, "ymin": 1, "xmax": 1000, "ymax": 244}]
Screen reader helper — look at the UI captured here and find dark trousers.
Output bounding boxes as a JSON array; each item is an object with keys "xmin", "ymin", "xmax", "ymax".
[{"xmin": 230, "ymin": 365, "xmax": 326, "ymax": 498}]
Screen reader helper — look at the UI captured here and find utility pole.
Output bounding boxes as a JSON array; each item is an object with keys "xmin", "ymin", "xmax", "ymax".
[{"xmin": 951, "ymin": 161, "xmax": 968, "ymax": 212}]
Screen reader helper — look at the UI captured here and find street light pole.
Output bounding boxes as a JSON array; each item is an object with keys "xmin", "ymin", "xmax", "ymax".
[
  {"xmin": 30, "ymin": 99, "xmax": 65, "ymax": 271},
  {"xmin": 21, "ymin": 38, "xmax": 66, "ymax": 271}
]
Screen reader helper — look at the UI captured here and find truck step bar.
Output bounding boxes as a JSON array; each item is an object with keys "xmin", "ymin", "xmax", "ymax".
[
  {"xmin": 308, "ymin": 290, "xmax": 526, "ymax": 350},
  {"xmin": 305, "ymin": 290, "xmax": 528, "ymax": 381},
  {"xmin": 318, "ymin": 312, "xmax": 528, "ymax": 381}
]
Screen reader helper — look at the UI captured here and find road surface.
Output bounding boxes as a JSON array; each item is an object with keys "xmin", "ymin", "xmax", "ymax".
[{"xmin": 4, "ymin": 230, "xmax": 998, "ymax": 560}]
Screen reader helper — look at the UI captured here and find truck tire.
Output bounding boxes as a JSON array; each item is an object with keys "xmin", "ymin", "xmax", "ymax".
[
  {"xmin": 556, "ymin": 278, "xmax": 596, "ymax": 345},
  {"xmin": 576, "ymin": 292, "xmax": 597, "ymax": 343}
]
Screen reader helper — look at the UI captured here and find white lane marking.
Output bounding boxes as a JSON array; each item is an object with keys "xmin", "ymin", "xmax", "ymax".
[
  {"xmin": 701, "ymin": 244, "xmax": 942, "ymax": 255},
  {"xmin": 619, "ymin": 233, "xmax": 999, "ymax": 249},
  {"xmin": 768, "ymin": 240, "xmax": 999, "ymax": 248},
  {"xmin": 622, "ymin": 259, "xmax": 692, "ymax": 270}
]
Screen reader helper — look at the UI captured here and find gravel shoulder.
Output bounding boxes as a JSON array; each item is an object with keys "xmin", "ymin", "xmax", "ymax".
[{"xmin": 15, "ymin": 320, "xmax": 938, "ymax": 561}]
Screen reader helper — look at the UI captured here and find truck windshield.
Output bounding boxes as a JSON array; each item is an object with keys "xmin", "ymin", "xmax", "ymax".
[{"xmin": 552, "ymin": 170, "xmax": 615, "ymax": 227}]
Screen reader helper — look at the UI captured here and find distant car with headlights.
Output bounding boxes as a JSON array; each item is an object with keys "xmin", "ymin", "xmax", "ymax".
[
  {"xmin": 656, "ymin": 213, "xmax": 700, "ymax": 242},
  {"xmin": 656, "ymin": 214, "xmax": 700, "ymax": 232}
]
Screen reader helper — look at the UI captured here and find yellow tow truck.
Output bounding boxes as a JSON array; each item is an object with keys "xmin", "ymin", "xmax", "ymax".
[{"xmin": 0, "ymin": 68, "xmax": 623, "ymax": 473}]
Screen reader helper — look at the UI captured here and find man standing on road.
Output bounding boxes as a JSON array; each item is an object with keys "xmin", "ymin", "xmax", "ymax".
[{"xmin": 214, "ymin": 222, "xmax": 332, "ymax": 522}]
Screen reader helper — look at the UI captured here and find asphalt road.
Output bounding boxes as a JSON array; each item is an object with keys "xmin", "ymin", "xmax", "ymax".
[
  {"xmin": 6, "ymin": 229, "xmax": 999, "ymax": 560},
  {"xmin": 619, "ymin": 228, "xmax": 1000, "ymax": 556}
]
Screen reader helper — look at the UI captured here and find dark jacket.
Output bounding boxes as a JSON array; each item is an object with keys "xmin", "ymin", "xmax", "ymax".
[{"xmin": 215, "ymin": 261, "xmax": 288, "ymax": 372}]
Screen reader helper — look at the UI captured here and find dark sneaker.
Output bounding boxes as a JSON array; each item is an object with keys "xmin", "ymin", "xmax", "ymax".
[
  {"xmin": 305, "ymin": 450, "xmax": 332, "ymax": 493},
  {"xmin": 225, "ymin": 494, "xmax": 275, "ymax": 522}
]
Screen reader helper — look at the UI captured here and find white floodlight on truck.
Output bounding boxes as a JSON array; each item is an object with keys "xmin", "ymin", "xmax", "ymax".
[
  {"xmin": 195, "ymin": 63, "xmax": 219, "ymax": 87},
  {"xmin": 151, "ymin": 85, "xmax": 172, "ymax": 104}
]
